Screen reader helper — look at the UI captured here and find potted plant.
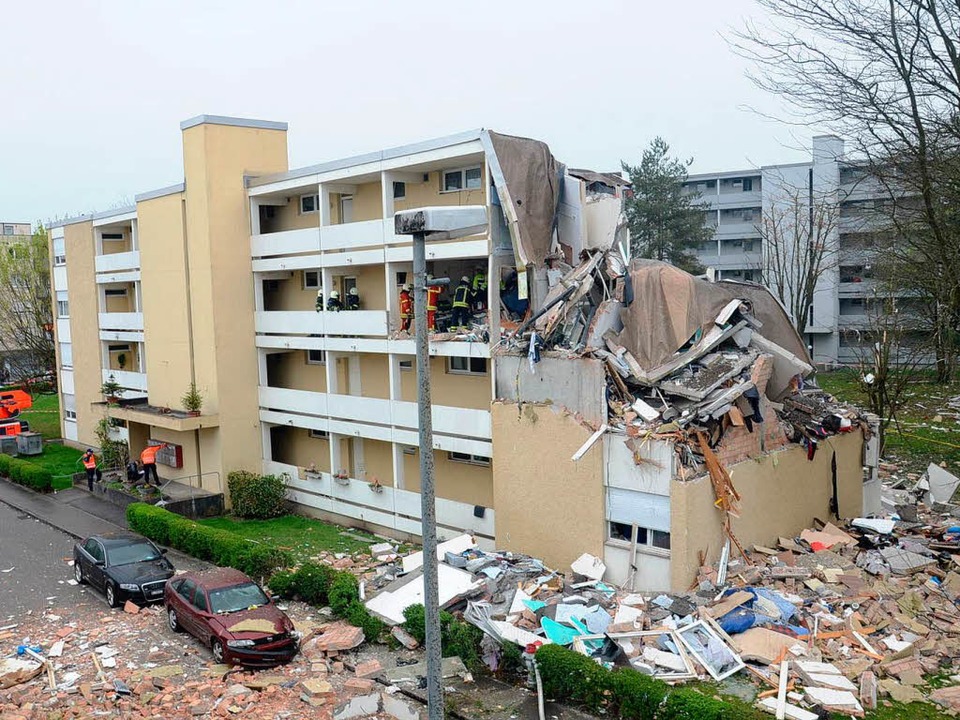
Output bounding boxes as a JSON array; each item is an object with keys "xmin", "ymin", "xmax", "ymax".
[
  {"xmin": 117, "ymin": 353, "xmax": 126, "ymax": 370},
  {"xmin": 101, "ymin": 375, "xmax": 124, "ymax": 405},
  {"xmin": 181, "ymin": 382, "xmax": 203, "ymax": 416}
]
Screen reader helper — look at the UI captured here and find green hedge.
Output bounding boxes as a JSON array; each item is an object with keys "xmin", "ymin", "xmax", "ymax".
[
  {"xmin": 126, "ymin": 503, "xmax": 291, "ymax": 578},
  {"xmin": 535, "ymin": 645, "xmax": 764, "ymax": 720},
  {"xmin": 227, "ymin": 471, "xmax": 286, "ymax": 519},
  {"xmin": 267, "ymin": 561, "xmax": 385, "ymax": 641},
  {"xmin": 0, "ymin": 453, "xmax": 53, "ymax": 492},
  {"xmin": 402, "ymin": 604, "xmax": 484, "ymax": 672}
]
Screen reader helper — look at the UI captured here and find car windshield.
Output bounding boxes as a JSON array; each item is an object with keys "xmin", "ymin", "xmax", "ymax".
[
  {"xmin": 208, "ymin": 582, "xmax": 270, "ymax": 614},
  {"xmin": 106, "ymin": 541, "xmax": 161, "ymax": 566}
]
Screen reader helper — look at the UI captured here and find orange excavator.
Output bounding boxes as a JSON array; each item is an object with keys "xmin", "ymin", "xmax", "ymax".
[{"xmin": 0, "ymin": 390, "xmax": 32, "ymax": 437}]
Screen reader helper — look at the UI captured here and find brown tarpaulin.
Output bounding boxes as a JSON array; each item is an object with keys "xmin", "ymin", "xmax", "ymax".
[
  {"xmin": 614, "ymin": 260, "xmax": 811, "ymax": 372},
  {"xmin": 485, "ymin": 131, "xmax": 562, "ymax": 266}
]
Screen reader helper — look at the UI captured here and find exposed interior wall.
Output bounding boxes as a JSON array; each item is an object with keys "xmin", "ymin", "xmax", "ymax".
[
  {"xmin": 402, "ymin": 445, "xmax": 493, "ymax": 507},
  {"xmin": 181, "ymin": 121, "xmax": 289, "ymax": 494},
  {"xmin": 63, "ymin": 221, "xmax": 100, "ymax": 448},
  {"xmin": 492, "ymin": 402, "xmax": 605, "ymax": 569},
  {"xmin": 495, "ymin": 355, "xmax": 606, "ymax": 426},
  {"xmin": 399, "ymin": 356, "xmax": 490, "ymax": 409},
  {"xmin": 670, "ymin": 430, "xmax": 864, "ymax": 590},
  {"xmin": 138, "ymin": 191, "xmax": 192, "ymax": 409}
]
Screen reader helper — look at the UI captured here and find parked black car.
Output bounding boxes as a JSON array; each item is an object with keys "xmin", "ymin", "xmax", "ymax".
[{"xmin": 73, "ymin": 533, "xmax": 175, "ymax": 607}]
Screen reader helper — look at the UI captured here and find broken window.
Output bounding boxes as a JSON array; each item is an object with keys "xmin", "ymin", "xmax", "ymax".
[{"xmin": 609, "ymin": 521, "xmax": 632, "ymax": 542}]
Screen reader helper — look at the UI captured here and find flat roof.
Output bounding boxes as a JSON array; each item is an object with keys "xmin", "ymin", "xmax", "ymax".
[
  {"xmin": 180, "ymin": 114, "xmax": 288, "ymax": 132},
  {"xmin": 246, "ymin": 128, "xmax": 484, "ymax": 189},
  {"xmin": 135, "ymin": 182, "xmax": 185, "ymax": 203}
]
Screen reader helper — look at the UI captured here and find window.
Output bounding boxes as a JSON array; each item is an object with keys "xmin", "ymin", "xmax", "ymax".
[
  {"xmin": 399, "ymin": 359, "xmax": 413, "ymax": 371},
  {"xmin": 104, "ymin": 288, "xmax": 127, "ymax": 297},
  {"xmin": 742, "ymin": 178, "xmax": 753, "ymax": 192},
  {"xmin": 448, "ymin": 451, "xmax": 490, "ymax": 466},
  {"xmin": 177, "ymin": 579, "xmax": 196, "ymax": 602},
  {"xmin": 194, "ymin": 586, "xmax": 208, "ymax": 612},
  {"xmin": 300, "ymin": 194, "xmax": 319, "ymax": 214},
  {"xmin": 57, "ymin": 300, "xmax": 69, "ymax": 317},
  {"xmin": 60, "ymin": 343, "xmax": 73, "ymax": 368},
  {"xmin": 101, "ymin": 232, "xmax": 124, "ymax": 241},
  {"xmin": 306, "ymin": 349, "xmax": 326, "ymax": 365},
  {"xmin": 108, "ymin": 344, "xmax": 131, "ymax": 352},
  {"xmin": 65, "ymin": 409, "xmax": 77, "ymax": 421},
  {"xmin": 393, "ymin": 181, "xmax": 406, "ymax": 199},
  {"xmin": 339, "ymin": 195, "xmax": 353, "ymax": 223},
  {"xmin": 342, "ymin": 276, "xmax": 357, "ymax": 297},
  {"xmin": 303, "ymin": 270, "xmax": 321, "ymax": 290},
  {"xmin": 447, "ymin": 356, "xmax": 487, "ymax": 375},
  {"xmin": 83, "ymin": 539, "xmax": 105, "ymax": 563},
  {"xmin": 396, "ymin": 271, "xmax": 407, "ymax": 286},
  {"xmin": 607, "ymin": 524, "xmax": 671, "ymax": 551},
  {"xmin": 308, "ymin": 428, "xmax": 329, "ymax": 439},
  {"xmin": 2, "ymin": 225, "xmax": 13, "ymax": 236},
  {"xmin": 442, "ymin": 167, "xmax": 482, "ymax": 193},
  {"xmin": 651, "ymin": 530, "xmax": 671, "ymax": 550},
  {"xmin": 53, "ymin": 238, "xmax": 66, "ymax": 266},
  {"xmin": 609, "ymin": 521, "xmax": 632, "ymax": 542},
  {"xmin": 402, "ymin": 445, "xmax": 417, "ymax": 455}
]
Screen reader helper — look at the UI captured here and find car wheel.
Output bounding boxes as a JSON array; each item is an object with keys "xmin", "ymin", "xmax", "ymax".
[
  {"xmin": 211, "ymin": 639, "xmax": 225, "ymax": 664},
  {"xmin": 74, "ymin": 562, "xmax": 84, "ymax": 585},
  {"xmin": 105, "ymin": 582, "xmax": 119, "ymax": 608},
  {"xmin": 167, "ymin": 607, "xmax": 182, "ymax": 633}
]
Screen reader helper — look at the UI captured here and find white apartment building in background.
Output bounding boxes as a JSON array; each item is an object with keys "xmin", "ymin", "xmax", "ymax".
[{"xmin": 685, "ymin": 135, "xmax": 899, "ymax": 367}]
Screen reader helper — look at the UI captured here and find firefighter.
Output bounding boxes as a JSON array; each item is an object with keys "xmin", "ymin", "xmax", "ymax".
[
  {"xmin": 78, "ymin": 449, "xmax": 98, "ymax": 491},
  {"xmin": 471, "ymin": 267, "xmax": 488, "ymax": 311},
  {"xmin": 345, "ymin": 286, "xmax": 360, "ymax": 310},
  {"xmin": 451, "ymin": 275, "xmax": 471, "ymax": 331},
  {"xmin": 141, "ymin": 442, "xmax": 168, "ymax": 487},
  {"xmin": 426, "ymin": 278, "xmax": 441, "ymax": 332},
  {"xmin": 399, "ymin": 283, "xmax": 413, "ymax": 332},
  {"xmin": 315, "ymin": 290, "xmax": 323, "ymax": 313},
  {"xmin": 326, "ymin": 290, "xmax": 343, "ymax": 312}
]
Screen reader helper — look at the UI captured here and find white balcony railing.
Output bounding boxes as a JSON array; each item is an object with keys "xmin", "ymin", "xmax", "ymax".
[
  {"xmin": 251, "ymin": 227, "xmax": 320, "ymax": 258},
  {"xmin": 255, "ymin": 310, "xmax": 388, "ymax": 337},
  {"xmin": 95, "ymin": 250, "xmax": 140, "ymax": 274},
  {"xmin": 102, "ymin": 368, "xmax": 148, "ymax": 392},
  {"xmin": 98, "ymin": 312, "xmax": 144, "ymax": 331},
  {"xmin": 321, "ymin": 219, "xmax": 385, "ymax": 251},
  {"xmin": 258, "ymin": 386, "xmax": 491, "ymax": 440},
  {"xmin": 263, "ymin": 460, "xmax": 495, "ymax": 545}
]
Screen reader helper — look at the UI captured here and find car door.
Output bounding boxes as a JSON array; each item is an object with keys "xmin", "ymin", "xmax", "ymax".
[
  {"xmin": 83, "ymin": 539, "xmax": 107, "ymax": 591},
  {"xmin": 192, "ymin": 584, "xmax": 213, "ymax": 646},
  {"xmin": 173, "ymin": 579, "xmax": 199, "ymax": 637}
]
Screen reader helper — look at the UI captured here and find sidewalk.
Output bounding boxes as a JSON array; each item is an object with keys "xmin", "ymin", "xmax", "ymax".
[{"xmin": 0, "ymin": 477, "xmax": 209, "ymax": 570}]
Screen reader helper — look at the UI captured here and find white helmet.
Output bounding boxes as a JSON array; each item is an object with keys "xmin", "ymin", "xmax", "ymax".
[
  {"xmin": 461, "ymin": 276, "xmax": 470, "ymax": 283},
  {"xmin": 402, "ymin": 283, "xmax": 411, "ymax": 291},
  {"xmin": 330, "ymin": 290, "xmax": 340, "ymax": 299},
  {"xmin": 317, "ymin": 290, "xmax": 323, "ymax": 298},
  {"xmin": 349, "ymin": 287, "xmax": 358, "ymax": 296}
]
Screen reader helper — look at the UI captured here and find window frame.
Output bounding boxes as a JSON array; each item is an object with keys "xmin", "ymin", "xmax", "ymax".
[
  {"xmin": 606, "ymin": 522, "xmax": 671, "ymax": 555},
  {"xmin": 100, "ymin": 232, "xmax": 124, "ymax": 241},
  {"xmin": 392, "ymin": 181, "xmax": 406, "ymax": 200},
  {"xmin": 441, "ymin": 166, "xmax": 482, "ymax": 194},
  {"xmin": 57, "ymin": 300, "xmax": 70, "ymax": 318},
  {"xmin": 448, "ymin": 451, "xmax": 490, "ymax": 467},
  {"xmin": 446, "ymin": 356, "xmax": 487, "ymax": 376},
  {"xmin": 306, "ymin": 349, "xmax": 326, "ymax": 366},
  {"xmin": 104, "ymin": 288, "xmax": 128, "ymax": 297},
  {"xmin": 308, "ymin": 428, "xmax": 329, "ymax": 440},
  {"xmin": 300, "ymin": 193, "xmax": 319, "ymax": 215},
  {"xmin": 65, "ymin": 409, "xmax": 78, "ymax": 420},
  {"xmin": 399, "ymin": 359, "xmax": 413, "ymax": 371},
  {"xmin": 303, "ymin": 270, "xmax": 321, "ymax": 290}
]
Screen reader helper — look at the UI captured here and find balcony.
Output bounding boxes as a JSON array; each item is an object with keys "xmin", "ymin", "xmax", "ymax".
[
  {"xmin": 99, "ymin": 312, "xmax": 144, "ymax": 332},
  {"xmin": 258, "ymin": 386, "xmax": 492, "ymax": 441},
  {"xmin": 263, "ymin": 460, "xmax": 495, "ymax": 545},
  {"xmin": 251, "ymin": 227, "xmax": 320, "ymax": 258},
  {"xmin": 255, "ymin": 310, "xmax": 388, "ymax": 337},
  {"xmin": 102, "ymin": 368, "xmax": 148, "ymax": 393},
  {"xmin": 95, "ymin": 250, "xmax": 140, "ymax": 274},
  {"xmin": 715, "ymin": 221, "xmax": 761, "ymax": 237},
  {"xmin": 321, "ymin": 219, "xmax": 385, "ymax": 251}
]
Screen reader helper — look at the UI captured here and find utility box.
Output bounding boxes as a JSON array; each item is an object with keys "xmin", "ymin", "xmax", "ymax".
[
  {"xmin": 15, "ymin": 432, "xmax": 43, "ymax": 456},
  {"xmin": 0, "ymin": 436, "xmax": 18, "ymax": 457}
]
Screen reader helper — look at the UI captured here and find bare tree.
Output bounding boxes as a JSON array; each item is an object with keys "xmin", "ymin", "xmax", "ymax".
[
  {"xmin": 755, "ymin": 178, "xmax": 840, "ymax": 336},
  {"xmin": 0, "ymin": 225, "xmax": 55, "ymax": 385},
  {"xmin": 733, "ymin": 0, "xmax": 960, "ymax": 381}
]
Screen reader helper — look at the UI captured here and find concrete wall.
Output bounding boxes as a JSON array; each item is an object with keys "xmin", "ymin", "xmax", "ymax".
[
  {"xmin": 495, "ymin": 355, "xmax": 607, "ymax": 426},
  {"xmin": 670, "ymin": 429, "xmax": 864, "ymax": 589},
  {"xmin": 492, "ymin": 401, "xmax": 605, "ymax": 570}
]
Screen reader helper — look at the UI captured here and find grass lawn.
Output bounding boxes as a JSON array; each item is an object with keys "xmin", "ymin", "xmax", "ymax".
[
  {"xmin": 32, "ymin": 443, "xmax": 85, "ymax": 490},
  {"xmin": 198, "ymin": 514, "xmax": 380, "ymax": 564},
  {"xmin": 19, "ymin": 392, "xmax": 62, "ymax": 438},
  {"xmin": 817, "ymin": 369, "xmax": 960, "ymax": 480}
]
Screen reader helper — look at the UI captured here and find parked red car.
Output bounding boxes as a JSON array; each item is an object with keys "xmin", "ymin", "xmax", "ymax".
[{"xmin": 163, "ymin": 568, "xmax": 298, "ymax": 666}]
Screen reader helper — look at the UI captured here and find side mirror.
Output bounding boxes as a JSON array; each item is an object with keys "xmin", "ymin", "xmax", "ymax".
[
  {"xmin": 94, "ymin": 559, "xmax": 105, "ymax": 566},
  {"xmin": 160, "ymin": 548, "xmax": 168, "ymax": 555}
]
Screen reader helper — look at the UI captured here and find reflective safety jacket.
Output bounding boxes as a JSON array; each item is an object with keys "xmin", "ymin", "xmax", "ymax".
[
  {"xmin": 472, "ymin": 272, "xmax": 487, "ymax": 292},
  {"xmin": 399, "ymin": 291, "xmax": 412, "ymax": 318},
  {"xmin": 82, "ymin": 453, "xmax": 97, "ymax": 469},
  {"xmin": 141, "ymin": 444, "xmax": 165, "ymax": 465},
  {"xmin": 427, "ymin": 286, "xmax": 441, "ymax": 311},
  {"xmin": 453, "ymin": 283, "xmax": 470, "ymax": 308}
]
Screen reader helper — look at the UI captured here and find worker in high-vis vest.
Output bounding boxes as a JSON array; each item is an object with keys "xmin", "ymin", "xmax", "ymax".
[
  {"xmin": 345, "ymin": 287, "xmax": 360, "ymax": 310},
  {"xmin": 315, "ymin": 290, "xmax": 323, "ymax": 313},
  {"xmin": 326, "ymin": 290, "xmax": 343, "ymax": 312},
  {"xmin": 141, "ymin": 443, "xmax": 168, "ymax": 487},
  {"xmin": 78, "ymin": 449, "xmax": 98, "ymax": 491},
  {"xmin": 399, "ymin": 284, "xmax": 413, "ymax": 332},
  {"xmin": 426, "ymin": 279, "xmax": 442, "ymax": 332},
  {"xmin": 471, "ymin": 267, "xmax": 488, "ymax": 311},
  {"xmin": 451, "ymin": 276, "xmax": 471, "ymax": 331}
]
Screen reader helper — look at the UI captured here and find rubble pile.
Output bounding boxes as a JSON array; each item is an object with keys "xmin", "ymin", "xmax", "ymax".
[
  {"xmin": 500, "ymin": 256, "xmax": 869, "ymax": 490},
  {"xmin": 362, "ymin": 507, "xmax": 960, "ymax": 717}
]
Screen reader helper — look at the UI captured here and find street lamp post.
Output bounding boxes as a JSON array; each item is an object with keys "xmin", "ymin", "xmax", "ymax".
[{"xmin": 394, "ymin": 206, "xmax": 487, "ymax": 720}]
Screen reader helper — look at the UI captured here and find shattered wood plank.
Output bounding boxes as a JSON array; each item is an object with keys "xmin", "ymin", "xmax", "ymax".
[
  {"xmin": 572, "ymin": 424, "xmax": 608, "ymax": 461},
  {"xmin": 639, "ymin": 321, "xmax": 750, "ymax": 385},
  {"xmin": 658, "ymin": 351, "xmax": 759, "ymax": 401},
  {"xmin": 776, "ymin": 659, "xmax": 790, "ymax": 720}
]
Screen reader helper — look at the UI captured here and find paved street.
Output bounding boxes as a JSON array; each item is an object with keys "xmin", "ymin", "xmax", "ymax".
[{"xmin": 0, "ymin": 500, "xmax": 97, "ymax": 617}]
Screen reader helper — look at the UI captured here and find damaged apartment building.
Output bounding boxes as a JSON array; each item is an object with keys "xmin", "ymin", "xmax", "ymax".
[{"xmin": 47, "ymin": 116, "xmax": 877, "ymax": 594}]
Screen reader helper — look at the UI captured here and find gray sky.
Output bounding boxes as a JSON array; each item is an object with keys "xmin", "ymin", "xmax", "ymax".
[{"xmin": 1, "ymin": 0, "xmax": 812, "ymax": 224}]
